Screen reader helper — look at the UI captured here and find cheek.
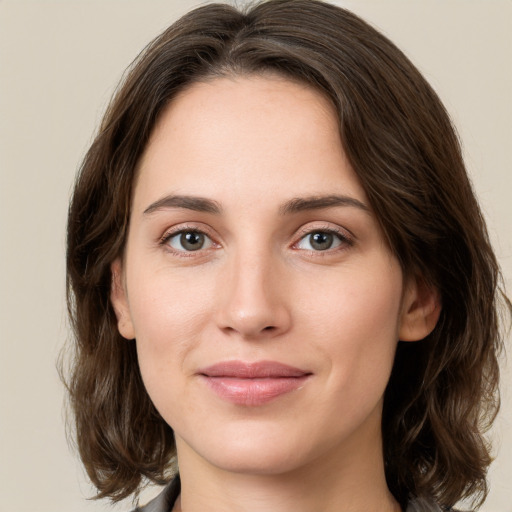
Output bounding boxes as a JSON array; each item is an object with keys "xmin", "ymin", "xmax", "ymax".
[
  {"xmin": 129, "ymin": 263, "xmax": 216, "ymax": 339},
  {"xmin": 298, "ymin": 260, "xmax": 403, "ymax": 395},
  {"xmin": 298, "ymin": 257, "xmax": 402, "ymax": 335},
  {"xmin": 127, "ymin": 268, "xmax": 217, "ymax": 397}
]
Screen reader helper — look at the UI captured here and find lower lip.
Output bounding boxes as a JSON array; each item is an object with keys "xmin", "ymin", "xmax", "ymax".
[{"xmin": 201, "ymin": 376, "xmax": 310, "ymax": 406}]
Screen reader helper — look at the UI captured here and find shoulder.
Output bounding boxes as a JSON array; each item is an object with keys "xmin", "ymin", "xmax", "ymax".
[{"xmin": 131, "ymin": 478, "xmax": 180, "ymax": 512}]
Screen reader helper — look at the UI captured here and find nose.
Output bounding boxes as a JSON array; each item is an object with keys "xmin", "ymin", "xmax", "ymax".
[{"xmin": 215, "ymin": 249, "xmax": 292, "ymax": 340}]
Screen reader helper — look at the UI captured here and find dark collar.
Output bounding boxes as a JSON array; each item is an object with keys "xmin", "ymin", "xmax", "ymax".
[{"xmin": 133, "ymin": 477, "xmax": 180, "ymax": 512}]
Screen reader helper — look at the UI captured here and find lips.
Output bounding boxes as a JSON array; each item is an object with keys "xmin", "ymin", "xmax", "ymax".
[{"xmin": 197, "ymin": 360, "xmax": 312, "ymax": 406}]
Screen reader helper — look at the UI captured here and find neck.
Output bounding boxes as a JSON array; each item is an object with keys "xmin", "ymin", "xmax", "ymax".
[{"xmin": 173, "ymin": 411, "xmax": 400, "ymax": 512}]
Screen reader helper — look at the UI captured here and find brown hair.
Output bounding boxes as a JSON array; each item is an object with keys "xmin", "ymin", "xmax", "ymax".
[{"xmin": 65, "ymin": 0, "xmax": 510, "ymax": 508}]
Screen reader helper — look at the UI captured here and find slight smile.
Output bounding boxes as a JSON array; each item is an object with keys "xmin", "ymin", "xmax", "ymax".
[{"xmin": 198, "ymin": 360, "xmax": 313, "ymax": 406}]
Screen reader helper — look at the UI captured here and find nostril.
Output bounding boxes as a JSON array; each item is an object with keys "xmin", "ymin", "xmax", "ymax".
[{"xmin": 263, "ymin": 326, "xmax": 276, "ymax": 331}]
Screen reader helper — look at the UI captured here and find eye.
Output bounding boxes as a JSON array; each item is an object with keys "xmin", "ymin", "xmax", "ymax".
[
  {"xmin": 165, "ymin": 230, "xmax": 213, "ymax": 252},
  {"xmin": 295, "ymin": 230, "xmax": 348, "ymax": 251}
]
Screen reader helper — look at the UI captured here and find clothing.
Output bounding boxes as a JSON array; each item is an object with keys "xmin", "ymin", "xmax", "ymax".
[
  {"xmin": 132, "ymin": 478, "xmax": 180, "ymax": 512},
  {"xmin": 132, "ymin": 477, "xmax": 451, "ymax": 512}
]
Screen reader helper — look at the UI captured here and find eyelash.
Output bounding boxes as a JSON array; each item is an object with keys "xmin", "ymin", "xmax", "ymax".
[
  {"xmin": 292, "ymin": 225, "xmax": 353, "ymax": 254},
  {"xmin": 159, "ymin": 224, "xmax": 217, "ymax": 258},
  {"xmin": 159, "ymin": 224, "xmax": 354, "ymax": 257}
]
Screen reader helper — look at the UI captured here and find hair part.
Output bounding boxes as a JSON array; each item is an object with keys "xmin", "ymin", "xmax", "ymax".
[{"xmin": 65, "ymin": 0, "xmax": 510, "ymax": 507}]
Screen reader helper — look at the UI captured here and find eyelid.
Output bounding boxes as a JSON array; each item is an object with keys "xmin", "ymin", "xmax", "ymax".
[
  {"xmin": 159, "ymin": 223, "xmax": 220, "ymax": 255},
  {"xmin": 291, "ymin": 223, "xmax": 354, "ymax": 251},
  {"xmin": 157, "ymin": 221, "xmax": 354, "ymax": 257}
]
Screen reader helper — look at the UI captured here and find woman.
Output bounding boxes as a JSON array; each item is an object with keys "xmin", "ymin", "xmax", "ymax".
[{"xmin": 65, "ymin": 1, "xmax": 509, "ymax": 511}]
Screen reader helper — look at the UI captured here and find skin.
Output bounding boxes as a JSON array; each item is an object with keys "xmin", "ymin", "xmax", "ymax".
[{"xmin": 111, "ymin": 76, "xmax": 439, "ymax": 512}]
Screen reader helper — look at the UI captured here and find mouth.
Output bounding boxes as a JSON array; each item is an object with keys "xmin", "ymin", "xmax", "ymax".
[{"xmin": 197, "ymin": 360, "xmax": 312, "ymax": 406}]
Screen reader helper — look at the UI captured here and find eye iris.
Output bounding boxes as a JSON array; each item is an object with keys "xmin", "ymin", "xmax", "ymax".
[
  {"xmin": 310, "ymin": 232, "xmax": 333, "ymax": 250},
  {"xmin": 180, "ymin": 231, "xmax": 204, "ymax": 251}
]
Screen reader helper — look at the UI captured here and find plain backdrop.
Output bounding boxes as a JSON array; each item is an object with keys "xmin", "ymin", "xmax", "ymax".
[{"xmin": 0, "ymin": 1, "xmax": 510, "ymax": 511}]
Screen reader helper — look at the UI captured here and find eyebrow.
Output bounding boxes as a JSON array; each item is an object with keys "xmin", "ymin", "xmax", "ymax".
[
  {"xmin": 143, "ymin": 193, "xmax": 369, "ymax": 216},
  {"xmin": 279, "ymin": 195, "xmax": 370, "ymax": 215},
  {"xmin": 144, "ymin": 195, "xmax": 222, "ymax": 215}
]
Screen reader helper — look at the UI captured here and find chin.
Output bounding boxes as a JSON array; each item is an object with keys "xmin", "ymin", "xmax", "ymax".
[
  {"xmin": 208, "ymin": 446, "xmax": 307, "ymax": 476},
  {"xmin": 178, "ymin": 423, "xmax": 315, "ymax": 476}
]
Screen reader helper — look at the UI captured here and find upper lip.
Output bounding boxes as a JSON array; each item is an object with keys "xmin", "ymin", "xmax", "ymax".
[{"xmin": 198, "ymin": 360, "xmax": 311, "ymax": 378}]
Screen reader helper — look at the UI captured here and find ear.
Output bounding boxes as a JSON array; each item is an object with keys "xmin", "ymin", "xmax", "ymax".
[
  {"xmin": 399, "ymin": 275, "xmax": 441, "ymax": 342},
  {"xmin": 110, "ymin": 258, "xmax": 135, "ymax": 340}
]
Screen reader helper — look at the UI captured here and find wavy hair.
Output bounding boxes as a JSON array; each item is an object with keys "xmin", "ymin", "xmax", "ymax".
[{"xmin": 65, "ymin": 0, "xmax": 509, "ymax": 507}]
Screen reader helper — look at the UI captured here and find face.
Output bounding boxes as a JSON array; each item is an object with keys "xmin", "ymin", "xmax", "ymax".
[{"xmin": 112, "ymin": 76, "xmax": 435, "ymax": 477}]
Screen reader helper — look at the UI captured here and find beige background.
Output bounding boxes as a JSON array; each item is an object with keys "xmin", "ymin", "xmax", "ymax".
[{"xmin": 0, "ymin": 1, "xmax": 510, "ymax": 511}]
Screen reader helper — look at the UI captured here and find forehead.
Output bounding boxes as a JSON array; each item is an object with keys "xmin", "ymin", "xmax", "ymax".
[{"xmin": 134, "ymin": 75, "xmax": 367, "ymax": 210}]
